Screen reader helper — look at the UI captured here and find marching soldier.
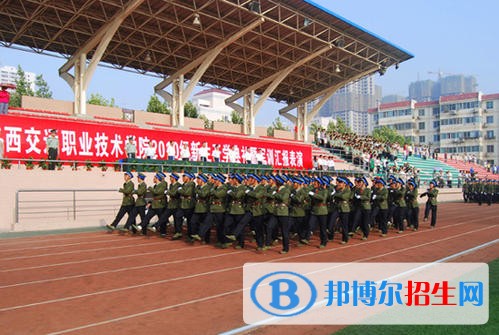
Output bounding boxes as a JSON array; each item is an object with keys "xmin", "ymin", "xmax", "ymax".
[
  {"xmin": 421, "ymin": 180, "xmax": 439, "ymax": 228},
  {"xmin": 142, "ymin": 172, "xmax": 167, "ymax": 235},
  {"xmin": 352, "ymin": 176, "xmax": 371, "ymax": 240},
  {"xmin": 225, "ymin": 174, "xmax": 247, "ymax": 249},
  {"xmin": 273, "ymin": 175, "xmax": 291, "ymax": 254},
  {"xmin": 391, "ymin": 178, "xmax": 407, "ymax": 233},
  {"xmin": 333, "ymin": 177, "xmax": 352, "ymax": 244},
  {"xmin": 308, "ymin": 177, "xmax": 329, "ymax": 248},
  {"xmin": 107, "ymin": 171, "xmax": 135, "ymax": 231},
  {"xmin": 290, "ymin": 177, "xmax": 309, "ymax": 246},
  {"xmin": 175, "ymin": 172, "xmax": 196, "ymax": 240},
  {"xmin": 326, "ymin": 177, "xmax": 339, "ymax": 242},
  {"xmin": 157, "ymin": 173, "xmax": 181, "ymax": 238},
  {"xmin": 406, "ymin": 180, "xmax": 419, "ymax": 231},
  {"xmin": 372, "ymin": 178, "xmax": 389, "ymax": 236},
  {"xmin": 123, "ymin": 172, "xmax": 147, "ymax": 234},
  {"xmin": 190, "ymin": 174, "xmax": 212, "ymax": 242},
  {"xmin": 202, "ymin": 175, "xmax": 228, "ymax": 248}
]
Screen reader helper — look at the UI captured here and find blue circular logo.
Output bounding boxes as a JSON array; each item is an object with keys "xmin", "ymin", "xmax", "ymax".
[{"xmin": 250, "ymin": 271, "xmax": 317, "ymax": 317}]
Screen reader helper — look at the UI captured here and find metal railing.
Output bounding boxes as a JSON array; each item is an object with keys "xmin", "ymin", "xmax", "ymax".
[{"xmin": 15, "ymin": 189, "xmax": 120, "ymax": 224}]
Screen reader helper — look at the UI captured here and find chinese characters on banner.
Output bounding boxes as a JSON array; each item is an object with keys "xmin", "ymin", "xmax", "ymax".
[{"xmin": 0, "ymin": 115, "xmax": 312, "ymax": 169}]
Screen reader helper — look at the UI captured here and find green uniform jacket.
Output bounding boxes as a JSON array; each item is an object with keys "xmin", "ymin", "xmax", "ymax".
[
  {"xmin": 194, "ymin": 183, "xmax": 211, "ymax": 213},
  {"xmin": 427, "ymin": 188, "xmax": 439, "ymax": 206},
  {"xmin": 273, "ymin": 185, "xmax": 290, "ymax": 216},
  {"xmin": 334, "ymin": 188, "xmax": 351, "ymax": 213},
  {"xmin": 327, "ymin": 185, "xmax": 338, "ymax": 212},
  {"xmin": 134, "ymin": 181, "xmax": 147, "ymax": 207},
  {"xmin": 303, "ymin": 184, "xmax": 313, "ymax": 211},
  {"xmin": 209, "ymin": 184, "xmax": 227, "ymax": 213},
  {"xmin": 290, "ymin": 187, "xmax": 307, "ymax": 217},
  {"xmin": 264, "ymin": 185, "xmax": 277, "ymax": 215},
  {"xmin": 119, "ymin": 180, "xmax": 135, "ymax": 206},
  {"xmin": 310, "ymin": 187, "xmax": 328, "ymax": 216},
  {"xmin": 167, "ymin": 182, "xmax": 181, "ymax": 209},
  {"xmin": 228, "ymin": 184, "xmax": 246, "ymax": 215},
  {"xmin": 392, "ymin": 187, "xmax": 407, "ymax": 208},
  {"xmin": 356, "ymin": 187, "xmax": 372, "ymax": 210},
  {"xmin": 149, "ymin": 181, "xmax": 166, "ymax": 209},
  {"xmin": 373, "ymin": 187, "xmax": 388, "ymax": 210},
  {"xmin": 246, "ymin": 184, "xmax": 266, "ymax": 217},
  {"xmin": 406, "ymin": 188, "xmax": 419, "ymax": 208},
  {"xmin": 178, "ymin": 181, "xmax": 195, "ymax": 209}
]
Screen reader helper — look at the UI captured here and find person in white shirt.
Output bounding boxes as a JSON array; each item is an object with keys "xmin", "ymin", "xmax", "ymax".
[
  {"xmin": 166, "ymin": 140, "xmax": 176, "ymax": 160},
  {"xmin": 327, "ymin": 157, "xmax": 335, "ymax": 171},
  {"xmin": 199, "ymin": 142, "xmax": 209, "ymax": 162},
  {"xmin": 212, "ymin": 144, "xmax": 221, "ymax": 162},
  {"xmin": 143, "ymin": 141, "xmax": 157, "ymax": 159},
  {"xmin": 180, "ymin": 143, "xmax": 190, "ymax": 161},
  {"xmin": 256, "ymin": 149, "xmax": 265, "ymax": 164},
  {"xmin": 243, "ymin": 148, "xmax": 252, "ymax": 164},
  {"xmin": 228, "ymin": 145, "xmax": 239, "ymax": 163}
]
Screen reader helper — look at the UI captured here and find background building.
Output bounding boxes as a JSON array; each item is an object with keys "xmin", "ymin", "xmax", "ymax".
[
  {"xmin": 370, "ymin": 92, "xmax": 498, "ymax": 164},
  {"xmin": 191, "ymin": 88, "xmax": 233, "ymax": 122},
  {"xmin": 0, "ymin": 65, "xmax": 36, "ymax": 91},
  {"xmin": 408, "ymin": 74, "xmax": 477, "ymax": 101},
  {"xmin": 318, "ymin": 75, "xmax": 381, "ymax": 135}
]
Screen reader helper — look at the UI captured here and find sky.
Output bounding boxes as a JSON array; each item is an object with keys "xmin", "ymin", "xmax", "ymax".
[{"xmin": 1, "ymin": 0, "xmax": 498, "ymax": 127}]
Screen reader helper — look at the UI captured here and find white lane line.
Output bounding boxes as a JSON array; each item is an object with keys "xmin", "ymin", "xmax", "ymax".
[
  {"xmin": 0, "ymin": 245, "xmax": 207, "ymax": 273},
  {"xmin": 0, "ymin": 234, "xmax": 155, "ymax": 253},
  {"xmin": 1, "ymin": 225, "xmax": 495, "ymax": 315},
  {"xmin": 45, "ymin": 229, "xmax": 498, "ymax": 335},
  {"xmin": 218, "ymin": 238, "xmax": 499, "ymax": 335},
  {"xmin": 0, "ymin": 250, "xmax": 245, "ymax": 289},
  {"xmin": 0, "ymin": 240, "xmax": 170, "ymax": 261}
]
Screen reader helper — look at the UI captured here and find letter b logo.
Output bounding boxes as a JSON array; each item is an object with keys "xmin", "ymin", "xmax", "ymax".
[{"xmin": 269, "ymin": 279, "xmax": 300, "ymax": 310}]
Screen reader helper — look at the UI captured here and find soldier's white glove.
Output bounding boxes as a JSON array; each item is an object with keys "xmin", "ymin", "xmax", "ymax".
[
  {"xmin": 245, "ymin": 189, "xmax": 250, "ymax": 194},
  {"xmin": 178, "ymin": 187, "xmax": 183, "ymax": 190},
  {"xmin": 331, "ymin": 190, "xmax": 336, "ymax": 196},
  {"xmin": 227, "ymin": 189, "xmax": 232, "ymax": 194},
  {"xmin": 272, "ymin": 191, "xmax": 277, "ymax": 195},
  {"xmin": 355, "ymin": 194, "xmax": 361, "ymax": 199},
  {"xmin": 308, "ymin": 191, "xmax": 314, "ymax": 196},
  {"xmin": 372, "ymin": 195, "xmax": 377, "ymax": 200}
]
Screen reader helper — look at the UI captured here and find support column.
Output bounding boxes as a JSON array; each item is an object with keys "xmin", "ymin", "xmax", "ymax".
[
  {"xmin": 242, "ymin": 91, "xmax": 255, "ymax": 135},
  {"xmin": 296, "ymin": 103, "xmax": 308, "ymax": 142},
  {"xmin": 170, "ymin": 75, "xmax": 184, "ymax": 128}
]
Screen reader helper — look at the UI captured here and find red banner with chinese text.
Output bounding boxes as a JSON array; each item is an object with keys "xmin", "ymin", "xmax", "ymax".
[{"xmin": 0, "ymin": 114, "xmax": 312, "ymax": 169}]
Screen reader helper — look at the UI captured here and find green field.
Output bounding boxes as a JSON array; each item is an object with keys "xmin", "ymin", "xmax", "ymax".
[{"xmin": 333, "ymin": 258, "xmax": 498, "ymax": 335}]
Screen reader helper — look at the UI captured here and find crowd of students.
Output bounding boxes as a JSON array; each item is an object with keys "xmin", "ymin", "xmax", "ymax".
[{"xmin": 105, "ymin": 170, "xmax": 440, "ymax": 254}]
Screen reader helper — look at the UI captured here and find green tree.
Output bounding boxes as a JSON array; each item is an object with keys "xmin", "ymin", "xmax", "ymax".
[
  {"xmin": 146, "ymin": 94, "xmax": 170, "ymax": 114},
  {"xmin": 10, "ymin": 65, "xmax": 34, "ymax": 107},
  {"xmin": 35, "ymin": 74, "xmax": 53, "ymax": 98},
  {"xmin": 272, "ymin": 116, "xmax": 289, "ymax": 131},
  {"xmin": 87, "ymin": 93, "xmax": 116, "ymax": 107},
  {"xmin": 199, "ymin": 114, "xmax": 214, "ymax": 129},
  {"xmin": 230, "ymin": 110, "xmax": 243, "ymax": 124},
  {"xmin": 184, "ymin": 101, "xmax": 198, "ymax": 118},
  {"xmin": 372, "ymin": 126, "xmax": 407, "ymax": 146}
]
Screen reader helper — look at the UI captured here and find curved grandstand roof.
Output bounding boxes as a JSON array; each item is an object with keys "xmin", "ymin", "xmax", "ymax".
[{"xmin": 0, "ymin": 0, "xmax": 413, "ymax": 104}]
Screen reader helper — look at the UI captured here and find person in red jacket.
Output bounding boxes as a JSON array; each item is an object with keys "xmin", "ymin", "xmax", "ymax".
[{"xmin": 0, "ymin": 86, "xmax": 10, "ymax": 115}]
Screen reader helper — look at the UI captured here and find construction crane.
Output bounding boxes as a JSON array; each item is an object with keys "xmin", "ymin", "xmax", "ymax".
[{"xmin": 427, "ymin": 70, "xmax": 455, "ymax": 80}]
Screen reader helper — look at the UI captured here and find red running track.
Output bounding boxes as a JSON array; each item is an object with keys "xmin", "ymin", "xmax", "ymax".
[{"xmin": 0, "ymin": 203, "xmax": 497, "ymax": 335}]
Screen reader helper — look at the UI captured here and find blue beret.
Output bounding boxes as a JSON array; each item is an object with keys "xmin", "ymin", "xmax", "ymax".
[
  {"xmin": 183, "ymin": 172, "xmax": 195, "ymax": 179},
  {"xmin": 430, "ymin": 180, "xmax": 438, "ymax": 187},
  {"xmin": 170, "ymin": 173, "xmax": 180, "ymax": 180},
  {"xmin": 362, "ymin": 177, "xmax": 368, "ymax": 186},
  {"xmin": 397, "ymin": 178, "xmax": 405, "ymax": 186},
  {"xmin": 137, "ymin": 173, "xmax": 146, "ymax": 180},
  {"xmin": 215, "ymin": 176, "xmax": 225, "ymax": 183},
  {"xmin": 388, "ymin": 175, "xmax": 396, "ymax": 181},
  {"xmin": 375, "ymin": 178, "xmax": 386, "ymax": 186},
  {"xmin": 155, "ymin": 172, "xmax": 163, "ymax": 180},
  {"xmin": 125, "ymin": 171, "xmax": 133, "ymax": 178},
  {"xmin": 197, "ymin": 174, "xmax": 208, "ymax": 183},
  {"xmin": 346, "ymin": 179, "xmax": 353, "ymax": 187},
  {"xmin": 337, "ymin": 177, "xmax": 347, "ymax": 184},
  {"xmin": 408, "ymin": 180, "xmax": 416, "ymax": 187}
]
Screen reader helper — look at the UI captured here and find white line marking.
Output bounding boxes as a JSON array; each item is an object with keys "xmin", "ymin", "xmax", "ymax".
[
  {"xmin": 0, "ymin": 245, "xmax": 207, "ymax": 273},
  {"xmin": 2, "ymin": 225, "xmax": 495, "ymax": 319},
  {"xmin": 218, "ymin": 238, "xmax": 499, "ymax": 335}
]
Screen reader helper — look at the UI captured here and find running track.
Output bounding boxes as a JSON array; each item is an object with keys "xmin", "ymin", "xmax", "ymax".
[{"xmin": 0, "ymin": 203, "xmax": 497, "ymax": 335}]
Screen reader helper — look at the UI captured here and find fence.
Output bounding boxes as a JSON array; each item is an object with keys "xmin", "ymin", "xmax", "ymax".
[{"xmin": 15, "ymin": 189, "xmax": 120, "ymax": 224}]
